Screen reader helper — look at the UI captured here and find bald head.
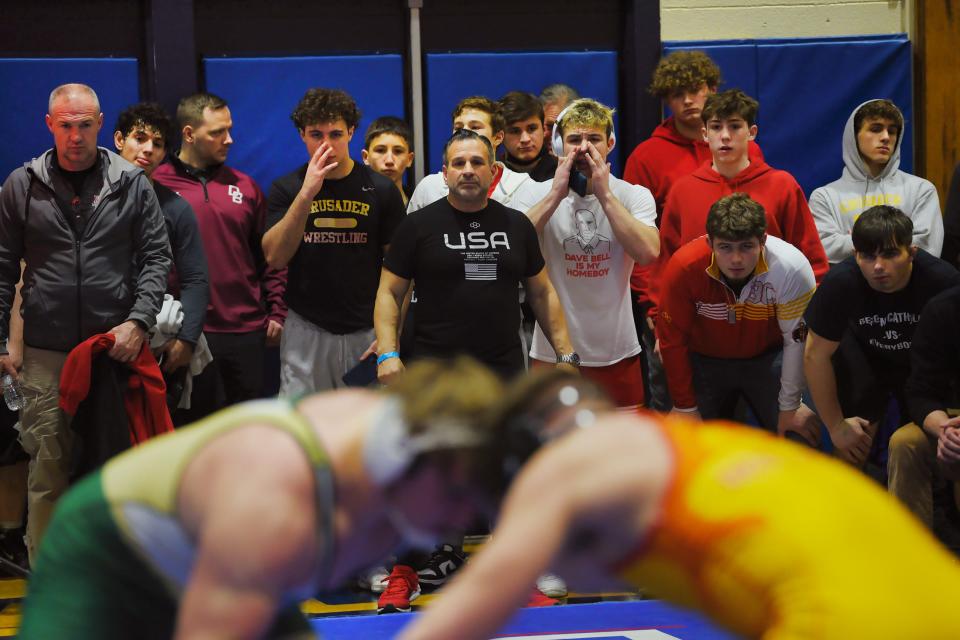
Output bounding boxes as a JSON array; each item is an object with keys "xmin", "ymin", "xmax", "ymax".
[
  {"xmin": 46, "ymin": 83, "xmax": 103, "ymax": 171},
  {"xmin": 48, "ymin": 83, "xmax": 101, "ymax": 114}
]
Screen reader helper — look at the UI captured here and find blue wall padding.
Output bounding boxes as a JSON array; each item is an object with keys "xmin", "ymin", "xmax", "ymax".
[
  {"xmin": 0, "ymin": 58, "xmax": 139, "ymax": 181},
  {"xmin": 756, "ymin": 37, "xmax": 912, "ymax": 194},
  {"xmin": 204, "ymin": 55, "xmax": 405, "ymax": 192},
  {"xmin": 424, "ymin": 51, "xmax": 619, "ymax": 175},
  {"xmin": 663, "ymin": 35, "xmax": 912, "ymax": 197},
  {"xmin": 663, "ymin": 41, "xmax": 759, "ymax": 101}
]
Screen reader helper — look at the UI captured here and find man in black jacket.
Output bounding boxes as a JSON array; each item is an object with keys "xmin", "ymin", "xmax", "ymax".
[
  {"xmin": 0, "ymin": 83, "xmax": 171, "ymax": 562},
  {"xmin": 114, "ymin": 102, "xmax": 210, "ymax": 411}
]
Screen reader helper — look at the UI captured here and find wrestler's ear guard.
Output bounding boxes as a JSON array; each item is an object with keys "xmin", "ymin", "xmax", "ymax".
[
  {"xmin": 487, "ymin": 371, "xmax": 609, "ymax": 499},
  {"xmin": 363, "ymin": 397, "xmax": 413, "ymax": 487},
  {"xmin": 363, "ymin": 397, "xmax": 487, "ymax": 487}
]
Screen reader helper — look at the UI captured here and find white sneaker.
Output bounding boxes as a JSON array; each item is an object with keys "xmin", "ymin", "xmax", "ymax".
[
  {"xmin": 359, "ymin": 565, "xmax": 390, "ymax": 593},
  {"xmin": 536, "ymin": 573, "xmax": 567, "ymax": 598}
]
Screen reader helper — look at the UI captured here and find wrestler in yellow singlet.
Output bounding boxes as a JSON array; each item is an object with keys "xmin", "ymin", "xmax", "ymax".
[
  {"xmin": 400, "ymin": 372, "xmax": 960, "ymax": 640},
  {"xmin": 617, "ymin": 416, "xmax": 960, "ymax": 638}
]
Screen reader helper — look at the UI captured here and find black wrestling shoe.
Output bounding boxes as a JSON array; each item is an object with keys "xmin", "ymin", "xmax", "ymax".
[
  {"xmin": 0, "ymin": 530, "xmax": 29, "ymax": 578},
  {"xmin": 416, "ymin": 543, "xmax": 465, "ymax": 588}
]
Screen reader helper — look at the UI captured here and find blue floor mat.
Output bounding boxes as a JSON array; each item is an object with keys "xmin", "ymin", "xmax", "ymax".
[{"xmin": 311, "ymin": 600, "xmax": 737, "ymax": 639}]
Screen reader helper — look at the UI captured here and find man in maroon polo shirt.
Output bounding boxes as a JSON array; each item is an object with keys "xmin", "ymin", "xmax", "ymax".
[{"xmin": 153, "ymin": 93, "xmax": 286, "ymax": 419}]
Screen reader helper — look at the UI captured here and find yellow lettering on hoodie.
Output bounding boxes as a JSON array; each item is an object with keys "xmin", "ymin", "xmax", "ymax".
[{"xmin": 840, "ymin": 193, "xmax": 902, "ymax": 215}]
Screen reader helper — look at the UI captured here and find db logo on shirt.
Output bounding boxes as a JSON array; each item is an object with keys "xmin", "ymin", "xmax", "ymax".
[{"xmin": 228, "ymin": 185, "xmax": 244, "ymax": 205}]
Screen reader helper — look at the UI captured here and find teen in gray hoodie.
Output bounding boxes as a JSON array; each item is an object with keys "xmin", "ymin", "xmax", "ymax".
[{"xmin": 809, "ymin": 99, "xmax": 942, "ymax": 263}]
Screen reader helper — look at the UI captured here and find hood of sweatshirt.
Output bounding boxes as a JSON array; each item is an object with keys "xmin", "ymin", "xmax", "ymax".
[
  {"xmin": 690, "ymin": 157, "xmax": 773, "ymax": 193},
  {"xmin": 27, "ymin": 146, "xmax": 142, "ymax": 198},
  {"xmin": 841, "ymin": 99, "xmax": 903, "ymax": 183},
  {"xmin": 651, "ymin": 116, "xmax": 698, "ymax": 148}
]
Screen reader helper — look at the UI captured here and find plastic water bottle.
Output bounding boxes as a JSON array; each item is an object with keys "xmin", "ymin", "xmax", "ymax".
[{"xmin": 1, "ymin": 374, "xmax": 24, "ymax": 412}]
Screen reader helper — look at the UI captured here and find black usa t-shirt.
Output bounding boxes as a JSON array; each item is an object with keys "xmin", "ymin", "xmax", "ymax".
[
  {"xmin": 805, "ymin": 250, "xmax": 960, "ymax": 367},
  {"xmin": 267, "ymin": 162, "xmax": 405, "ymax": 334},
  {"xmin": 384, "ymin": 198, "xmax": 545, "ymax": 376}
]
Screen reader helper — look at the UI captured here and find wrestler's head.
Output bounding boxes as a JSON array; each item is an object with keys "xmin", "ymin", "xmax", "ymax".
[
  {"xmin": 366, "ymin": 356, "xmax": 504, "ymax": 549},
  {"xmin": 478, "ymin": 369, "xmax": 613, "ymax": 508}
]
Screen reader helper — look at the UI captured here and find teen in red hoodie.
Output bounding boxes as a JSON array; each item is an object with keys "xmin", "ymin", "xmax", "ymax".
[{"xmin": 651, "ymin": 90, "xmax": 828, "ymax": 318}]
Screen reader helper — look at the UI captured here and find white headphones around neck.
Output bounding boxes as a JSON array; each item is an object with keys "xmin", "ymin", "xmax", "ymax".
[{"xmin": 551, "ymin": 101, "xmax": 617, "ymax": 157}]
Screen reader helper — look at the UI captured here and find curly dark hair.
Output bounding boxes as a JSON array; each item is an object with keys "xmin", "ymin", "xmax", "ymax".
[
  {"xmin": 649, "ymin": 50, "xmax": 721, "ymax": 98},
  {"xmin": 290, "ymin": 88, "xmax": 361, "ymax": 131},
  {"xmin": 114, "ymin": 102, "xmax": 175, "ymax": 146}
]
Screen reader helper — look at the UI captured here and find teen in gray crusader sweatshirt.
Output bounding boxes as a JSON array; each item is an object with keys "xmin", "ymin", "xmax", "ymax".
[{"xmin": 809, "ymin": 99, "xmax": 943, "ymax": 263}]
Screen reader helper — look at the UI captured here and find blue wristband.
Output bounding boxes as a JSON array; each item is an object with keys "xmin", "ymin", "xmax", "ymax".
[{"xmin": 377, "ymin": 351, "xmax": 399, "ymax": 365}]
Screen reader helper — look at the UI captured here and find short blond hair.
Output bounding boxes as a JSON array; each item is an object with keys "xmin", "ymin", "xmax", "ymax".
[{"xmin": 556, "ymin": 98, "xmax": 615, "ymax": 139}]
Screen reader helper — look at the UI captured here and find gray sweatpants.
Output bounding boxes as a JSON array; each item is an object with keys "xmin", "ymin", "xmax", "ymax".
[{"xmin": 279, "ymin": 309, "xmax": 376, "ymax": 397}]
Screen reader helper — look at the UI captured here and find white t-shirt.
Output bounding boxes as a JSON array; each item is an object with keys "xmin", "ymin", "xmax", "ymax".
[
  {"xmin": 406, "ymin": 163, "xmax": 533, "ymax": 213},
  {"xmin": 522, "ymin": 176, "xmax": 657, "ymax": 366}
]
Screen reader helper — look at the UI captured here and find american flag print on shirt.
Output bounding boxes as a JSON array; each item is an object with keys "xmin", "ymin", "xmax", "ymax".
[{"xmin": 465, "ymin": 263, "xmax": 497, "ymax": 281}]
